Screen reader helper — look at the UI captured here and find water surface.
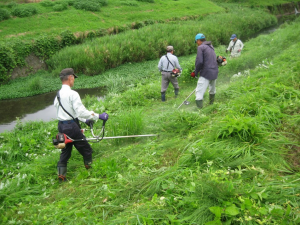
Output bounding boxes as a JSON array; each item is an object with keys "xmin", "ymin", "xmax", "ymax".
[{"xmin": 0, "ymin": 87, "xmax": 105, "ymax": 133}]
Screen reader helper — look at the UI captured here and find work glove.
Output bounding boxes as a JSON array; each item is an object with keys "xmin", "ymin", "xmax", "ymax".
[
  {"xmin": 85, "ymin": 119, "xmax": 95, "ymax": 127},
  {"xmin": 99, "ymin": 112, "xmax": 109, "ymax": 121},
  {"xmin": 191, "ymin": 71, "xmax": 196, "ymax": 78}
]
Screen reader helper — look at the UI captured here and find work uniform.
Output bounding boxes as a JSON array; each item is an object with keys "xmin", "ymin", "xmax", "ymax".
[
  {"xmin": 226, "ymin": 39, "xmax": 244, "ymax": 58},
  {"xmin": 158, "ymin": 52, "xmax": 182, "ymax": 100},
  {"xmin": 195, "ymin": 41, "xmax": 219, "ymax": 101},
  {"xmin": 54, "ymin": 84, "xmax": 99, "ymax": 180}
]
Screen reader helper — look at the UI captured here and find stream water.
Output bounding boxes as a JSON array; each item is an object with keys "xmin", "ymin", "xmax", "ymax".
[{"xmin": 0, "ymin": 87, "xmax": 105, "ymax": 133}]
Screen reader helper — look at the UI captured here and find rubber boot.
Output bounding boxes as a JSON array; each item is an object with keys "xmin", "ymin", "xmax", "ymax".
[
  {"xmin": 196, "ymin": 100, "xmax": 203, "ymax": 109},
  {"xmin": 84, "ymin": 158, "xmax": 92, "ymax": 169},
  {"xmin": 174, "ymin": 88, "xmax": 179, "ymax": 98},
  {"xmin": 57, "ymin": 166, "xmax": 68, "ymax": 182},
  {"xmin": 161, "ymin": 92, "xmax": 166, "ymax": 102},
  {"xmin": 209, "ymin": 94, "xmax": 215, "ymax": 105}
]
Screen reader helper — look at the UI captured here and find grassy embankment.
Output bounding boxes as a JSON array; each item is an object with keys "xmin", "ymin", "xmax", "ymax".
[
  {"xmin": 0, "ymin": 5, "xmax": 277, "ymax": 100},
  {"xmin": 0, "ymin": 0, "xmax": 223, "ymax": 82},
  {"xmin": 212, "ymin": 0, "xmax": 300, "ymax": 6},
  {"xmin": 0, "ymin": 0, "xmax": 221, "ymax": 40},
  {"xmin": 1, "ymin": 13, "xmax": 300, "ymax": 224}
]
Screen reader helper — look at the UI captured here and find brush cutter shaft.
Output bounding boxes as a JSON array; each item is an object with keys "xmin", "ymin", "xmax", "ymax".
[
  {"xmin": 178, "ymin": 89, "xmax": 196, "ymax": 109},
  {"xmin": 75, "ymin": 134, "xmax": 157, "ymax": 141}
]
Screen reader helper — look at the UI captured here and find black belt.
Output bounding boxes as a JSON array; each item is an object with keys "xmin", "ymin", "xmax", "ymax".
[
  {"xmin": 59, "ymin": 119, "xmax": 75, "ymax": 124},
  {"xmin": 162, "ymin": 70, "xmax": 172, "ymax": 72}
]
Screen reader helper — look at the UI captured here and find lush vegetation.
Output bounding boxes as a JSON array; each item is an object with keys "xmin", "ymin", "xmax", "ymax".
[
  {"xmin": 47, "ymin": 6, "xmax": 277, "ymax": 76},
  {"xmin": 0, "ymin": 0, "xmax": 221, "ymax": 39},
  {"xmin": 212, "ymin": 0, "xmax": 300, "ymax": 6},
  {"xmin": 0, "ymin": 0, "xmax": 222, "ymax": 83},
  {"xmin": 1, "ymin": 14, "xmax": 300, "ymax": 224},
  {"xmin": 0, "ymin": 4, "xmax": 277, "ymax": 89}
]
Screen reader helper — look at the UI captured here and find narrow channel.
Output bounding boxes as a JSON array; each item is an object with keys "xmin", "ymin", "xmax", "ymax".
[{"xmin": 0, "ymin": 87, "xmax": 105, "ymax": 133}]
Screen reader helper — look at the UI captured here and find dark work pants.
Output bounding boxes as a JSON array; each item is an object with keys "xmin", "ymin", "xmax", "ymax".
[{"xmin": 57, "ymin": 121, "xmax": 93, "ymax": 167}]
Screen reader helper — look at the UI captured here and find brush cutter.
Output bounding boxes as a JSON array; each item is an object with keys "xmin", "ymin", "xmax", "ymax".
[
  {"xmin": 177, "ymin": 89, "xmax": 196, "ymax": 109},
  {"xmin": 52, "ymin": 120, "xmax": 157, "ymax": 149}
]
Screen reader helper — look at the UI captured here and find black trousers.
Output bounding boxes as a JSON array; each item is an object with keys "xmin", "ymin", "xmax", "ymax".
[{"xmin": 57, "ymin": 121, "xmax": 93, "ymax": 167}]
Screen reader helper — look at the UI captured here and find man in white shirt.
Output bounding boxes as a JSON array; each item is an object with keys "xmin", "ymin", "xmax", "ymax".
[
  {"xmin": 158, "ymin": 46, "xmax": 182, "ymax": 101},
  {"xmin": 54, "ymin": 68, "xmax": 108, "ymax": 182},
  {"xmin": 226, "ymin": 34, "xmax": 244, "ymax": 58}
]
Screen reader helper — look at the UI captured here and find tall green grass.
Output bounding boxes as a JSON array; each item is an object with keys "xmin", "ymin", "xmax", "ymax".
[
  {"xmin": 47, "ymin": 6, "xmax": 277, "ymax": 75},
  {"xmin": 1, "ymin": 17, "xmax": 300, "ymax": 225},
  {"xmin": 0, "ymin": 0, "xmax": 222, "ymax": 40}
]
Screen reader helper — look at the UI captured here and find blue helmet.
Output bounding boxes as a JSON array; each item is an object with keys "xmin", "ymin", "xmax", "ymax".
[{"xmin": 195, "ymin": 33, "xmax": 205, "ymax": 43}]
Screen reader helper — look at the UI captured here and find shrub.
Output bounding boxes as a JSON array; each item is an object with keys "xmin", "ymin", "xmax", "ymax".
[
  {"xmin": 40, "ymin": 0, "xmax": 54, "ymax": 7},
  {"xmin": 63, "ymin": 0, "xmax": 75, "ymax": 6},
  {"xmin": 137, "ymin": 0, "xmax": 154, "ymax": 2},
  {"xmin": 98, "ymin": 0, "xmax": 108, "ymax": 6},
  {"xmin": 53, "ymin": 3, "xmax": 68, "ymax": 12},
  {"xmin": 73, "ymin": 0, "xmax": 101, "ymax": 11},
  {"xmin": 0, "ymin": 45, "xmax": 16, "ymax": 82},
  {"xmin": 87, "ymin": 31, "xmax": 96, "ymax": 39},
  {"xmin": 6, "ymin": 2, "xmax": 17, "ymax": 8},
  {"xmin": 0, "ymin": 8, "xmax": 10, "ymax": 21},
  {"xmin": 132, "ymin": 21, "xmax": 144, "ymax": 29},
  {"xmin": 11, "ymin": 5, "xmax": 38, "ymax": 18},
  {"xmin": 214, "ymin": 115, "xmax": 262, "ymax": 143},
  {"xmin": 33, "ymin": 35, "xmax": 61, "ymax": 60},
  {"xmin": 60, "ymin": 30, "xmax": 76, "ymax": 47}
]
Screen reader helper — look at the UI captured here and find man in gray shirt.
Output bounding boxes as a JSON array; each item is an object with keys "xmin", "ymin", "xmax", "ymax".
[{"xmin": 158, "ymin": 46, "xmax": 182, "ymax": 101}]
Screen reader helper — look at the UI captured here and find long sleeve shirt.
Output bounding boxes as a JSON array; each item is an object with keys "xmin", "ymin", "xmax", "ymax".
[
  {"xmin": 54, "ymin": 85, "xmax": 99, "ymax": 122},
  {"xmin": 195, "ymin": 41, "xmax": 218, "ymax": 80},
  {"xmin": 226, "ymin": 39, "xmax": 244, "ymax": 57},
  {"xmin": 158, "ymin": 53, "xmax": 182, "ymax": 72}
]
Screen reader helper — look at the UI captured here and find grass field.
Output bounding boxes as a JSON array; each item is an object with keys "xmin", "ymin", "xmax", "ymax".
[
  {"xmin": 0, "ymin": 0, "xmax": 223, "ymax": 40},
  {"xmin": 0, "ymin": 0, "xmax": 300, "ymax": 224},
  {"xmin": 1, "ymin": 16, "xmax": 300, "ymax": 224}
]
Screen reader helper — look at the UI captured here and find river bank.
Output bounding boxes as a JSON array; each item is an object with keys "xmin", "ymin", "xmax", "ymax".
[{"xmin": 1, "ymin": 16, "xmax": 300, "ymax": 224}]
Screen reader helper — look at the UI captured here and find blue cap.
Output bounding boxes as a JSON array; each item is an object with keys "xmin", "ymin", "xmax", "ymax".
[
  {"xmin": 230, "ymin": 34, "xmax": 237, "ymax": 40},
  {"xmin": 195, "ymin": 33, "xmax": 205, "ymax": 43}
]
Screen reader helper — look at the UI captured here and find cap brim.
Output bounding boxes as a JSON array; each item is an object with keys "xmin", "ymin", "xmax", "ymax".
[{"xmin": 74, "ymin": 74, "xmax": 78, "ymax": 78}]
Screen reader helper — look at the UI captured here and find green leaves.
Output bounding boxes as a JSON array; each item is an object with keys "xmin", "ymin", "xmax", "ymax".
[{"xmin": 215, "ymin": 115, "xmax": 262, "ymax": 143}]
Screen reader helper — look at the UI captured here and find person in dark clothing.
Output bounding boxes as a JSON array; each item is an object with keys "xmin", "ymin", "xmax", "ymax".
[{"xmin": 194, "ymin": 33, "xmax": 219, "ymax": 108}]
